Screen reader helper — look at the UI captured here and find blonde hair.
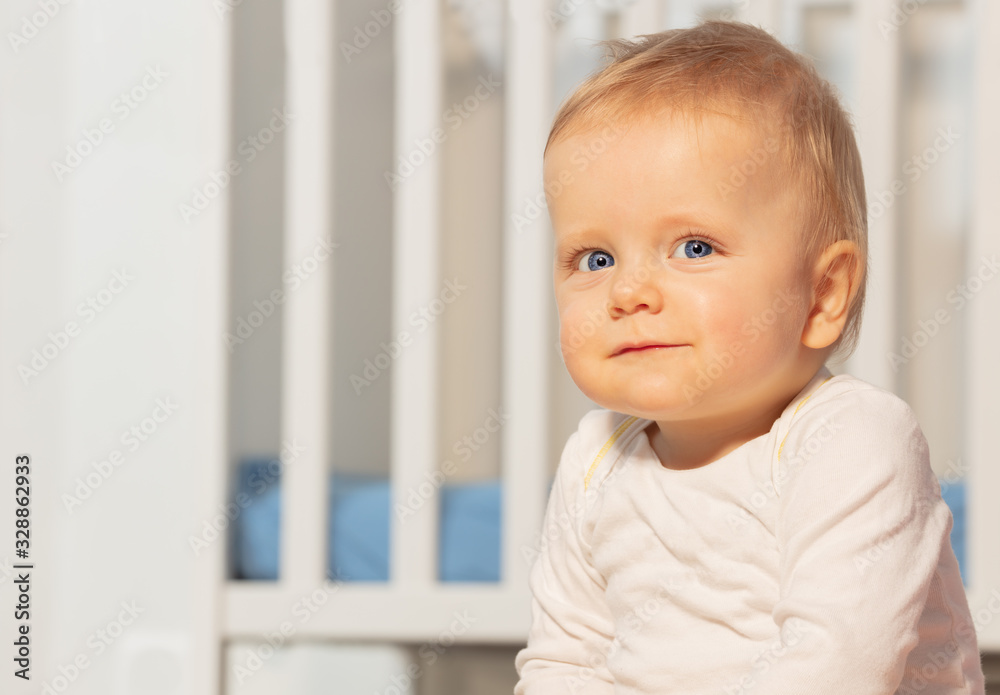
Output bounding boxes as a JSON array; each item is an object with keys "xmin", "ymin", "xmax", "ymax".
[{"xmin": 544, "ymin": 20, "xmax": 868, "ymax": 360}]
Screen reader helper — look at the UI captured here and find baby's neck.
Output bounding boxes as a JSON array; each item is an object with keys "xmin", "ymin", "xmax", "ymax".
[
  {"xmin": 645, "ymin": 413, "xmax": 780, "ymax": 471},
  {"xmin": 645, "ymin": 369, "xmax": 823, "ymax": 470}
]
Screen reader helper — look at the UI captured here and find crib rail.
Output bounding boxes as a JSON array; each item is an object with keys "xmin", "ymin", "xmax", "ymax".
[{"xmin": 225, "ymin": 584, "xmax": 531, "ymax": 642}]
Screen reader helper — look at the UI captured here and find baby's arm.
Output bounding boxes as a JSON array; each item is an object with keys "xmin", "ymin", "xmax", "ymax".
[
  {"xmin": 748, "ymin": 387, "xmax": 956, "ymax": 694},
  {"xmin": 514, "ymin": 426, "xmax": 617, "ymax": 694}
]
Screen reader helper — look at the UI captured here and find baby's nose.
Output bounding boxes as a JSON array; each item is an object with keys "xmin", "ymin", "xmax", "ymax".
[{"xmin": 608, "ymin": 271, "xmax": 663, "ymax": 316}]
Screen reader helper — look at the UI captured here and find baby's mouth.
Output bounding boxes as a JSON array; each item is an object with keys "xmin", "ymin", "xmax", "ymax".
[{"xmin": 611, "ymin": 342, "xmax": 685, "ymax": 356}]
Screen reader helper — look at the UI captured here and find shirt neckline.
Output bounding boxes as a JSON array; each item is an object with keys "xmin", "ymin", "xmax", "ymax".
[{"xmin": 631, "ymin": 366, "xmax": 836, "ymax": 474}]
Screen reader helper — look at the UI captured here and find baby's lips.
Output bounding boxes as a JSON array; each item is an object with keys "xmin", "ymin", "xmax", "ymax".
[{"xmin": 611, "ymin": 342, "xmax": 685, "ymax": 356}]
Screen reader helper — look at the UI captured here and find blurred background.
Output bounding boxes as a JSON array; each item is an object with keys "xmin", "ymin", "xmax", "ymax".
[{"xmin": 1, "ymin": 0, "xmax": 998, "ymax": 693}]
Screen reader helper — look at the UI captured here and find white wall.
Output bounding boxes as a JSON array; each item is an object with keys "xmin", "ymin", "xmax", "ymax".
[{"xmin": 0, "ymin": 1, "xmax": 228, "ymax": 693}]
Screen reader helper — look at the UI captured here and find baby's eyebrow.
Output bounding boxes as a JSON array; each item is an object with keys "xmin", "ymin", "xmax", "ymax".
[
  {"xmin": 555, "ymin": 229, "xmax": 606, "ymax": 248},
  {"xmin": 650, "ymin": 212, "xmax": 717, "ymax": 230}
]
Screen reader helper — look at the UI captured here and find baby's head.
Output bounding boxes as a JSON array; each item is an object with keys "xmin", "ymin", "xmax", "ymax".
[{"xmin": 545, "ymin": 21, "xmax": 867, "ymax": 432}]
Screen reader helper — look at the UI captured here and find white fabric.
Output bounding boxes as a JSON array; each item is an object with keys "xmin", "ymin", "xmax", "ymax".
[{"xmin": 515, "ymin": 368, "xmax": 985, "ymax": 694}]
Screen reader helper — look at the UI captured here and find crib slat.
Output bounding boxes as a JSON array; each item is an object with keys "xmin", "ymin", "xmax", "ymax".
[
  {"xmin": 280, "ymin": 0, "xmax": 335, "ymax": 588},
  {"xmin": 966, "ymin": 0, "xmax": 1000, "ymax": 650},
  {"xmin": 845, "ymin": 0, "xmax": 900, "ymax": 392},
  {"xmin": 191, "ymin": 17, "xmax": 231, "ymax": 695},
  {"xmin": 390, "ymin": 0, "xmax": 441, "ymax": 590},
  {"xmin": 501, "ymin": 0, "xmax": 553, "ymax": 596}
]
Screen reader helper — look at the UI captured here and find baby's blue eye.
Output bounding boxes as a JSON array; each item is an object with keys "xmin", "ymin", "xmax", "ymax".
[
  {"xmin": 671, "ymin": 239, "xmax": 714, "ymax": 259},
  {"xmin": 578, "ymin": 250, "xmax": 615, "ymax": 271}
]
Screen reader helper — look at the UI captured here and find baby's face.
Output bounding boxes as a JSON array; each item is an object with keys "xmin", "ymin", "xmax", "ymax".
[{"xmin": 546, "ymin": 111, "xmax": 819, "ymax": 425}]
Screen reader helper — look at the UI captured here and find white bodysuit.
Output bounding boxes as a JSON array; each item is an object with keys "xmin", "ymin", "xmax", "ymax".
[{"xmin": 515, "ymin": 368, "xmax": 985, "ymax": 694}]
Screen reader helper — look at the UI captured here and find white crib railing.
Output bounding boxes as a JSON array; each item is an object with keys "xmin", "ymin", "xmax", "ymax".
[
  {"xmin": 225, "ymin": 0, "xmax": 550, "ymax": 644},
  {"xmin": 218, "ymin": 0, "xmax": 1000, "ymax": 682}
]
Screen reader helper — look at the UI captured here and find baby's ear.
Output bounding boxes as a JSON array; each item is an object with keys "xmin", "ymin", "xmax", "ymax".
[{"xmin": 801, "ymin": 240, "xmax": 863, "ymax": 350}]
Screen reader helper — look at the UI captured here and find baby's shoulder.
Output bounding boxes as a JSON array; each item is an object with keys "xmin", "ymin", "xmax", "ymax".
[
  {"xmin": 774, "ymin": 371, "xmax": 926, "ymax": 471},
  {"xmin": 791, "ymin": 372, "xmax": 919, "ymax": 428},
  {"xmin": 560, "ymin": 408, "xmax": 649, "ymax": 491}
]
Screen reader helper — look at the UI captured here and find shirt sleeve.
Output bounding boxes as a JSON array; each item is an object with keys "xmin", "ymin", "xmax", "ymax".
[
  {"xmin": 746, "ymin": 386, "xmax": 953, "ymax": 694},
  {"xmin": 514, "ymin": 423, "xmax": 618, "ymax": 695}
]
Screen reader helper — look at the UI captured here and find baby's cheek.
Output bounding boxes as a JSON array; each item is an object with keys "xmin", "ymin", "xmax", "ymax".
[
  {"xmin": 558, "ymin": 297, "xmax": 602, "ymax": 341},
  {"xmin": 730, "ymin": 294, "xmax": 809, "ymax": 355},
  {"xmin": 559, "ymin": 313, "xmax": 593, "ymax": 362},
  {"xmin": 698, "ymin": 298, "xmax": 771, "ymax": 355},
  {"xmin": 558, "ymin": 333, "xmax": 599, "ymax": 397}
]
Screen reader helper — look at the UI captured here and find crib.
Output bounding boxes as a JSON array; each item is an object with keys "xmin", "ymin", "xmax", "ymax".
[{"xmin": 206, "ymin": 0, "xmax": 1000, "ymax": 692}]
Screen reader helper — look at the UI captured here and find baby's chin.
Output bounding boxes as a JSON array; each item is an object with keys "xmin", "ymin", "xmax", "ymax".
[{"xmin": 577, "ymin": 380, "xmax": 709, "ymax": 421}]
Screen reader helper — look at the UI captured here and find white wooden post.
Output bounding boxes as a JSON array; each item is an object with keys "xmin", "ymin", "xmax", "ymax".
[
  {"xmin": 391, "ymin": 0, "xmax": 442, "ymax": 590},
  {"xmin": 966, "ymin": 0, "xmax": 1000, "ymax": 650},
  {"xmin": 845, "ymin": 0, "xmax": 901, "ymax": 392},
  {"xmin": 502, "ymin": 0, "xmax": 554, "ymax": 598},
  {"xmin": 281, "ymin": 0, "xmax": 335, "ymax": 590}
]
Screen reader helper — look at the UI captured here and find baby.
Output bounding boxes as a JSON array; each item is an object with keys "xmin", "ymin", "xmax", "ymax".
[{"xmin": 514, "ymin": 20, "xmax": 984, "ymax": 695}]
